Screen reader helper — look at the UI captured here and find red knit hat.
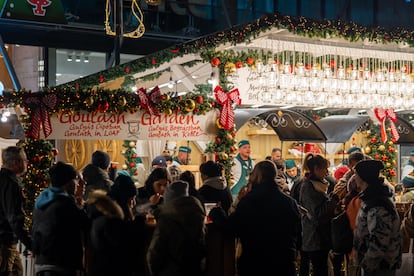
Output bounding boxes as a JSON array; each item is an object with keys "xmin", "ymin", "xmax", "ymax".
[{"xmin": 334, "ymin": 165, "xmax": 350, "ymax": 180}]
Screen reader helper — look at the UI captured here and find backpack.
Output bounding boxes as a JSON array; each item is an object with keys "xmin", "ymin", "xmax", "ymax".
[{"xmin": 331, "ymin": 211, "xmax": 353, "ymax": 254}]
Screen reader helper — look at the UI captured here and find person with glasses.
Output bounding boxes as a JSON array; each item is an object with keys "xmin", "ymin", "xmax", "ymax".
[{"xmin": 0, "ymin": 146, "xmax": 32, "ymax": 276}]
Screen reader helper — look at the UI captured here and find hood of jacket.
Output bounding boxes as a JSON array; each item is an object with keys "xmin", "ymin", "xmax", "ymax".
[
  {"xmin": 35, "ymin": 187, "xmax": 69, "ymax": 210},
  {"xmin": 88, "ymin": 190, "xmax": 124, "ymax": 220},
  {"xmin": 202, "ymin": 176, "xmax": 227, "ymax": 190},
  {"xmin": 82, "ymin": 164, "xmax": 113, "ymax": 191},
  {"xmin": 160, "ymin": 196, "xmax": 205, "ymax": 226}
]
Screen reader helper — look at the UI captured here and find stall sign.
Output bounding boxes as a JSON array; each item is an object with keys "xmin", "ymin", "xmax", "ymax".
[
  {"xmin": 47, "ymin": 109, "xmax": 218, "ymax": 140},
  {"xmin": 228, "ymin": 67, "xmax": 266, "ymax": 106}
]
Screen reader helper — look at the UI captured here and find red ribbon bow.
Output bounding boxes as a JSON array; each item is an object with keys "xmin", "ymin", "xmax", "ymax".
[
  {"xmin": 214, "ymin": 86, "xmax": 241, "ymax": 130},
  {"xmin": 374, "ymin": 108, "xmax": 400, "ymax": 143},
  {"xmin": 137, "ymin": 86, "xmax": 161, "ymax": 115},
  {"xmin": 23, "ymin": 93, "xmax": 58, "ymax": 139}
]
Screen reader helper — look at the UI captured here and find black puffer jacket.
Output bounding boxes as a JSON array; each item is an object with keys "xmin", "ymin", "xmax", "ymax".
[
  {"xmin": 32, "ymin": 187, "xmax": 89, "ymax": 272},
  {"xmin": 87, "ymin": 191, "xmax": 148, "ymax": 276}
]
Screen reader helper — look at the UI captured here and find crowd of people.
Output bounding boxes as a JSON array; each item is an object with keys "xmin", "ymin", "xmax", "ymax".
[{"xmin": 1, "ymin": 143, "xmax": 414, "ymax": 276}]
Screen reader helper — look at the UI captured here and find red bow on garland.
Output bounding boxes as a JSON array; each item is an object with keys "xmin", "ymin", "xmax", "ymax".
[
  {"xmin": 137, "ymin": 86, "xmax": 161, "ymax": 115},
  {"xmin": 214, "ymin": 86, "xmax": 241, "ymax": 130},
  {"xmin": 23, "ymin": 93, "xmax": 58, "ymax": 140},
  {"xmin": 374, "ymin": 108, "xmax": 400, "ymax": 143}
]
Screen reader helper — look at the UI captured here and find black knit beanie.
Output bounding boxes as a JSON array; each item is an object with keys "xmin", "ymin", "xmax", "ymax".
[
  {"xmin": 49, "ymin": 161, "xmax": 78, "ymax": 187},
  {"xmin": 91, "ymin": 150, "xmax": 110, "ymax": 170},
  {"xmin": 354, "ymin": 160, "xmax": 384, "ymax": 184},
  {"xmin": 108, "ymin": 175, "xmax": 137, "ymax": 205}
]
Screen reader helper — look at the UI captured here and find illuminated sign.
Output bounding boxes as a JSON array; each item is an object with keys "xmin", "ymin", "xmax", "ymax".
[{"xmin": 0, "ymin": 0, "xmax": 67, "ymax": 24}]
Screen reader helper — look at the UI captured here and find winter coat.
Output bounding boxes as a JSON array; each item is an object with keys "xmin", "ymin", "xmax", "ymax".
[
  {"xmin": 87, "ymin": 191, "xmax": 148, "ymax": 276},
  {"xmin": 0, "ymin": 168, "xmax": 32, "ymax": 249},
  {"xmin": 227, "ymin": 180, "xmax": 301, "ymax": 276},
  {"xmin": 299, "ymin": 176, "xmax": 339, "ymax": 252},
  {"xmin": 82, "ymin": 164, "xmax": 113, "ymax": 199},
  {"xmin": 32, "ymin": 187, "xmax": 89, "ymax": 273},
  {"xmin": 198, "ymin": 176, "xmax": 233, "ymax": 214},
  {"xmin": 354, "ymin": 181, "xmax": 402, "ymax": 273},
  {"xmin": 147, "ymin": 196, "xmax": 206, "ymax": 276}
]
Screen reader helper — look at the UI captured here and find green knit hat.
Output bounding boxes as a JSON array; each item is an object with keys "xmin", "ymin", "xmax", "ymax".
[
  {"xmin": 178, "ymin": 146, "xmax": 191, "ymax": 153},
  {"xmin": 238, "ymin": 140, "xmax": 250, "ymax": 148}
]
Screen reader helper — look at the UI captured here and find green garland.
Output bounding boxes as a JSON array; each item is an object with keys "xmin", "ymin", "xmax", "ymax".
[
  {"xmin": 20, "ymin": 139, "xmax": 54, "ymax": 229},
  {"xmin": 52, "ymin": 12, "xmax": 414, "ymax": 90}
]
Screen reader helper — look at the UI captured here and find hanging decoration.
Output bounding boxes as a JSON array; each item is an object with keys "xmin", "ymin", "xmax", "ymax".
[
  {"xmin": 23, "ymin": 93, "xmax": 58, "ymax": 140},
  {"xmin": 214, "ymin": 86, "xmax": 241, "ymax": 130},
  {"xmin": 105, "ymin": 0, "xmax": 145, "ymax": 38},
  {"xmin": 364, "ymin": 123, "xmax": 398, "ymax": 185},
  {"xmin": 374, "ymin": 108, "xmax": 400, "ymax": 143},
  {"xmin": 137, "ymin": 86, "xmax": 161, "ymax": 115}
]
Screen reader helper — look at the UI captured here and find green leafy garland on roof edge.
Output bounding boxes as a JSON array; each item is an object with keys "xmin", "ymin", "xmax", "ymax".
[
  {"xmin": 59, "ymin": 11, "xmax": 414, "ymax": 89},
  {"xmin": 6, "ymin": 12, "xmax": 414, "ymax": 228}
]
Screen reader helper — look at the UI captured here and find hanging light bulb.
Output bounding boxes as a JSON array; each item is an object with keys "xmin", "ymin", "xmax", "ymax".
[
  {"xmin": 207, "ymin": 72, "xmax": 215, "ymax": 85},
  {"xmin": 168, "ymin": 68, "xmax": 174, "ymax": 89},
  {"xmin": 168, "ymin": 76, "xmax": 174, "ymax": 89}
]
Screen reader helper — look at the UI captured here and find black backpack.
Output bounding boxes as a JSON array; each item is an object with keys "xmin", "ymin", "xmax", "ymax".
[{"xmin": 331, "ymin": 211, "xmax": 353, "ymax": 254}]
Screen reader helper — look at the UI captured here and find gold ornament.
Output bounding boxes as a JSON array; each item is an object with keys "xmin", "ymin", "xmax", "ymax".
[
  {"xmin": 364, "ymin": 146, "xmax": 371, "ymax": 154},
  {"xmin": 388, "ymin": 141, "xmax": 394, "ymax": 146},
  {"xmin": 118, "ymin": 96, "xmax": 127, "ymax": 106},
  {"xmin": 165, "ymin": 108, "xmax": 173, "ymax": 115},
  {"xmin": 219, "ymin": 152, "xmax": 228, "ymax": 160},
  {"xmin": 106, "ymin": 0, "xmax": 145, "ymax": 38},
  {"xmin": 378, "ymin": 145, "xmax": 385, "ymax": 151},
  {"xmin": 163, "ymin": 94, "xmax": 170, "ymax": 101},
  {"xmin": 385, "ymin": 162, "xmax": 391, "ymax": 168},
  {"xmin": 392, "ymin": 160, "xmax": 397, "ymax": 165},
  {"xmin": 84, "ymin": 96, "xmax": 94, "ymax": 106},
  {"xmin": 216, "ymin": 118, "xmax": 224, "ymax": 129},
  {"xmin": 184, "ymin": 99, "xmax": 195, "ymax": 112},
  {"xmin": 146, "ymin": 0, "xmax": 162, "ymax": 5}
]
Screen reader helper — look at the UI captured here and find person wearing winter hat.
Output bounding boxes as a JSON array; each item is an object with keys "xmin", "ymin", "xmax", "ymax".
[
  {"xmin": 231, "ymin": 139, "xmax": 255, "ymax": 200},
  {"xmin": 147, "ymin": 180, "xmax": 206, "ymax": 276},
  {"xmin": 82, "ymin": 150, "xmax": 113, "ymax": 200},
  {"xmin": 151, "ymin": 155, "xmax": 167, "ymax": 170},
  {"xmin": 32, "ymin": 162, "xmax": 89, "ymax": 275},
  {"xmin": 163, "ymin": 180, "xmax": 189, "ymax": 202},
  {"xmin": 401, "ymin": 173, "xmax": 414, "ymax": 202},
  {"xmin": 285, "ymin": 159, "xmax": 300, "ymax": 191},
  {"xmin": 353, "ymin": 159, "xmax": 402, "ymax": 275},
  {"xmin": 172, "ymin": 146, "xmax": 192, "ymax": 166},
  {"xmin": 347, "ymin": 146, "xmax": 362, "ymax": 155},
  {"xmin": 91, "ymin": 150, "xmax": 111, "ymax": 170},
  {"xmin": 108, "ymin": 174, "xmax": 138, "ymax": 219},
  {"xmin": 333, "ymin": 165, "xmax": 350, "ymax": 181}
]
